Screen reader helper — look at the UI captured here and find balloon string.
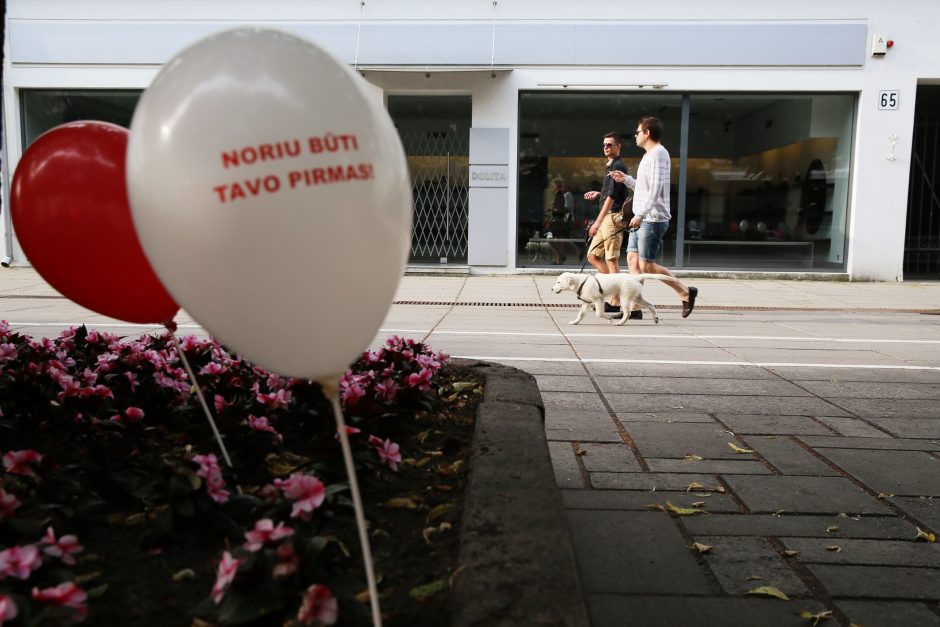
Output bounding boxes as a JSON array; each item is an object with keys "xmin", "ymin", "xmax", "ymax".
[
  {"xmin": 167, "ymin": 329, "xmax": 237, "ymax": 478},
  {"xmin": 326, "ymin": 386, "xmax": 383, "ymax": 627}
]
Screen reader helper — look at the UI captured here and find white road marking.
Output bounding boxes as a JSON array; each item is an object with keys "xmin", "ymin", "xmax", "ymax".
[{"xmin": 452, "ymin": 356, "xmax": 940, "ymax": 371}]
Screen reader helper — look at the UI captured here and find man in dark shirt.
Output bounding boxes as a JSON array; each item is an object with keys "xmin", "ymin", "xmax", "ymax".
[{"xmin": 584, "ymin": 132, "xmax": 629, "ymax": 314}]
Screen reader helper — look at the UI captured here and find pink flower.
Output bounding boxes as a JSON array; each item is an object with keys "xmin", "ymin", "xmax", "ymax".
[
  {"xmin": 340, "ymin": 383, "xmax": 365, "ymax": 406},
  {"xmin": 32, "ymin": 581, "xmax": 88, "ymax": 619},
  {"xmin": 0, "ymin": 487, "xmax": 20, "ymax": 520},
  {"xmin": 124, "ymin": 407, "xmax": 145, "ymax": 422},
  {"xmin": 179, "ymin": 335, "xmax": 201, "ymax": 351},
  {"xmin": 123, "ymin": 371, "xmax": 139, "ymax": 392},
  {"xmin": 193, "ymin": 454, "xmax": 230, "ymax": 504},
  {"xmin": 199, "ymin": 362, "xmax": 226, "ymax": 376},
  {"xmin": 3, "ymin": 450, "xmax": 43, "ymax": 478},
  {"xmin": 0, "ymin": 320, "xmax": 9, "ymax": 335},
  {"xmin": 370, "ymin": 437, "xmax": 402, "ymax": 472},
  {"xmin": 40, "ymin": 527, "xmax": 83, "ymax": 566},
  {"xmin": 211, "ymin": 551, "xmax": 244, "ymax": 604},
  {"xmin": 273, "ymin": 542, "xmax": 299, "ymax": 578},
  {"xmin": 248, "ymin": 415, "xmax": 283, "ymax": 443},
  {"xmin": 297, "ymin": 584, "xmax": 338, "ymax": 626},
  {"xmin": 0, "ymin": 343, "xmax": 17, "ymax": 363},
  {"xmin": 256, "ymin": 388, "xmax": 292, "ymax": 411},
  {"xmin": 407, "ymin": 368, "xmax": 433, "ymax": 391},
  {"xmin": 375, "ymin": 378, "xmax": 399, "ymax": 402},
  {"xmin": 213, "ymin": 394, "xmax": 231, "ymax": 414},
  {"xmin": 0, "ymin": 594, "xmax": 17, "ymax": 625},
  {"xmin": 244, "ymin": 519, "xmax": 294, "ymax": 552},
  {"xmin": 273, "ymin": 473, "xmax": 325, "ymax": 521},
  {"xmin": 0, "ymin": 545, "xmax": 41, "ymax": 580}
]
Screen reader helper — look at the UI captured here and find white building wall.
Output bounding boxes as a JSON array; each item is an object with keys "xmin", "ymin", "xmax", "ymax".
[{"xmin": 4, "ymin": 0, "xmax": 940, "ymax": 279}]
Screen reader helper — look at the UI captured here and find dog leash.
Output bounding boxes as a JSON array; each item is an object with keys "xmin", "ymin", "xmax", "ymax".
[{"xmin": 578, "ymin": 222, "xmax": 639, "ymax": 273}]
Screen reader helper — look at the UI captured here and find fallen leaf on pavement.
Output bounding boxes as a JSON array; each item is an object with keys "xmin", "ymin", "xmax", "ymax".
[
  {"xmin": 687, "ymin": 481, "xmax": 705, "ymax": 492},
  {"xmin": 745, "ymin": 586, "xmax": 789, "ymax": 600},
  {"xmin": 684, "ymin": 453, "xmax": 703, "ymax": 461},
  {"xmin": 826, "ymin": 525, "xmax": 840, "ymax": 533},
  {"xmin": 799, "ymin": 610, "xmax": 833, "ymax": 626},
  {"xmin": 384, "ymin": 496, "xmax": 422, "ymax": 509},
  {"xmin": 826, "ymin": 545, "xmax": 842, "ymax": 552},
  {"xmin": 783, "ymin": 550, "xmax": 799, "ymax": 557},
  {"xmin": 728, "ymin": 442, "xmax": 755, "ymax": 454},
  {"xmin": 666, "ymin": 501, "xmax": 707, "ymax": 516},
  {"xmin": 914, "ymin": 528, "xmax": 937, "ymax": 543},
  {"xmin": 689, "ymin": 542, "xmax": 713, "ymax": 554},
  {"xmin": 692, "ymin": 501, "xmax": 706, "ymax": 508}
]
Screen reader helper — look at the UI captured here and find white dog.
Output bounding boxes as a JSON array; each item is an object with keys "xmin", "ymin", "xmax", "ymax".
[{"xmin": 551, "ymin": 271, "xmax": 676, "ymax": 325}]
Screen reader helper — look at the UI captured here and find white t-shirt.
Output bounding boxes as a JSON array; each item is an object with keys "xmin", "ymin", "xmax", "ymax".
[{"xmin": 625, "ymin": 144, "xmax": 671, "ymax": 223}]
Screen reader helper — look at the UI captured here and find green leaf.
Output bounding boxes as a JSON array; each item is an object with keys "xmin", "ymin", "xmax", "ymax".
[
  {"xmin": 410, "ymin": 579, "xmax": 447, "ymax": 601},
  {"xmin": 800, "ymin": 610, "xmax": 833, "ymax": 626}
]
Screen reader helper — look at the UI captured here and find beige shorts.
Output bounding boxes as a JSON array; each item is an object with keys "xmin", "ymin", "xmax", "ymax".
[{"xmin": 588, "ymin": 212, "xmax": 626, "ymax": 261}]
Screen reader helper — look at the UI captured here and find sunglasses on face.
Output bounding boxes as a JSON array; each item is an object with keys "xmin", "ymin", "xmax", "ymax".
[{"xmin": 602, "ymin": 143, "xmax": 616, "ymax": 148}]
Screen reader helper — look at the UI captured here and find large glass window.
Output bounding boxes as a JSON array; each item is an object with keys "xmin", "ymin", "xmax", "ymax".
[
  {"xmin": 685, "ymin": 94, "xmax": 854, "ymax": 270},
  {"xmin": 518, "ymin": 91, "xmax": 855, "ymax": 271},
  {"xmin": 518, "ymin": 92, "xmax": 682, "ymax": 268},
  {"xmin": 21, "ymin": 90, "xmax": 142, "ymax": 147}
]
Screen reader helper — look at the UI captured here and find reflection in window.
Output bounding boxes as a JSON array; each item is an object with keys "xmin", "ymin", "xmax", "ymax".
[
  {"xmin": 685, "ymin": 95, "xmax": 854, "ymax": 270},
  {"xmin": 518, "ymin": 92, "xmax": 682, "ymax": 267},
  {"xmin": 21, "ymin": 90, "xmax": 142, "ymax": 148}
]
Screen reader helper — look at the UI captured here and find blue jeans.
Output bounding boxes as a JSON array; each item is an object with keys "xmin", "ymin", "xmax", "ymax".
[{"xmin": 626, "ymin": 220, "xmax": 669, "ymax": 261}]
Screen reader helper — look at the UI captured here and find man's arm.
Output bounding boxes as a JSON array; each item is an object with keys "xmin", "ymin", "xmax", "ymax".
[
  {"xmin": 632, "ymin": 152, "xmax": 669, "ymax": 221},
  {"xmin": 589, "ymin": 195, "xmax": 615, "ymax": 237}
]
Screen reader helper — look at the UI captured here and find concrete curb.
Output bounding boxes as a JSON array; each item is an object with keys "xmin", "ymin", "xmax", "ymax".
[{"xmin": 451, "ymin": 359, "xmax": 590, "ymax": 627}]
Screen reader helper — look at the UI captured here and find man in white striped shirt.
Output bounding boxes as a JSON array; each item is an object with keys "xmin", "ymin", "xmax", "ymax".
[{"xmin": 610, "ymin": 117, "xmax": 698, "ymax": 318}]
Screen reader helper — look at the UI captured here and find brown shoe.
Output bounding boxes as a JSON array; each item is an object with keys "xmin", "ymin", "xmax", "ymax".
[{"xmin": 681, "ymin": 287, "xmax": 698, "ymax": 318}]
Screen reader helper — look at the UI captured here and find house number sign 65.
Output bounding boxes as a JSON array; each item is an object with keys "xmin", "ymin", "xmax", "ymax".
[{"xmin": 879, "ymin": 90, "xmax": 899, "ymax": 110}]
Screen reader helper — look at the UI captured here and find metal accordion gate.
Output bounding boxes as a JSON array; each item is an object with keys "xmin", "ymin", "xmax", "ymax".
[{"xmin": 399, "ymin": 131, "xmax": 470, "ymax": 264}]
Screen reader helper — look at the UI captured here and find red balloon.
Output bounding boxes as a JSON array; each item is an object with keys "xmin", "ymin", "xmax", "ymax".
[{"xmin": 11, "ymin": 121, "xmax": 179, "ymax": 323}]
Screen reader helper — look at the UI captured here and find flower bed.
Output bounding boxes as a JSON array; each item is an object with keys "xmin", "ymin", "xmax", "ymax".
[{"xmin": 0, "ymin": 321, "xmax": 481, "ymax": 626}]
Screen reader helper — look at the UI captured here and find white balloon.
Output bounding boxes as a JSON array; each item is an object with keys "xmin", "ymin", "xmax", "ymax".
[{"xmin": 127, "ymin": 28, "xmax": 411, "ymax": 380}]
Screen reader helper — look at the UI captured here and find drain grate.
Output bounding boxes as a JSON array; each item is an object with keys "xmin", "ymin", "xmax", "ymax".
[{"xmin": 393, "ymin": 300, "xmax": 940, "ymax": 314}]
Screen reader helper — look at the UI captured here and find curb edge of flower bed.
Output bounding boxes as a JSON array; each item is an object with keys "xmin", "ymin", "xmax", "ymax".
[{"xmin": 450, "ymin": 359, "xmax": 590, "ymax": 627}]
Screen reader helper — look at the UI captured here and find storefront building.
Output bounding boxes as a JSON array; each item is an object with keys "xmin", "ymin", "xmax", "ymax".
[{"xmin": 3, "ymin": 1, "xmax": 939, "ymax": 280}]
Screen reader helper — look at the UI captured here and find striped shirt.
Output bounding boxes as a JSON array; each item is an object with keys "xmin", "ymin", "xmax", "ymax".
[{"xmin": 624, "ymin": 144, "xmax": 671, "ymax": 223}]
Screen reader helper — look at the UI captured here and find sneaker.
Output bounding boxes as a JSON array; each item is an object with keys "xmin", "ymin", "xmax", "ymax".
[
  {"xmin": 628, "ymin": 310, "xmax": 643, "ymax": 320},
  {"xmin": 604, "ymin": 302, "xmax": 621, "ymax": 313},
  {"xmin": 609, "ymin": 311, "xmax": 624, "ymax": 319}
]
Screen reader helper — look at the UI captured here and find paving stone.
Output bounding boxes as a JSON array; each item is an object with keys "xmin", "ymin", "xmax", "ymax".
[
  {"xmin": 535, "ymin": 374, "xmax": 597, "ymax": 393},
  {"xmin": 721, "ymin": 476, "xmax": 892, "ymax": 515},
  {"xmin": 862, "ymin": 418, "xmax": 940, "ymax": 439},
  {"xmin": 814, "ymin": 416, "xmax": 894, "ymax": 438},
  {"xmin": 835, "ymin": 600, "xmax": 940, "ymax": 627},
  {"xmin": 780, "ymin": 538, "xmax": 940, "ymax": 567},
  {"xmin": 888, "ymin": 496, "xmax": 940, "ymax": 531},
  {"xmin": 566, "ymin": 510, "xmax": 712, "ymax": 594},
  {"xmin": 616, "ymin": 412, "xmax": 716, "ymax": 423},
  {"xmin": 645, "ymin": 458, "xmax": 772, "ymax": 474},
  {"xmin": 561, "ymin": 489, "xmax": 740, "ymax": 513},
  {"xmin": 799, "ymin": 436, "xmax": 940, "ymax": 452},
  {"xmin": 746, "ymin": 436, "xmax": 839, "ymax": 476},
  {"xmin": 797, "ymin": 380, "xmax": 940, "ymax": 400},
  {"xmin": 587, "ymin": 595, "xmax": 829, "ymax": 627},
  {"xmin": 806, "ymin": 564, "xmax": 940, "ymax": 600},
  {"xmin": 546, "ymin": 428, "xmax": 624, "ymax": 443},
  {"xmin": 595, "ymin": 376, "xmax": 809, "ymax": 397},
  {"xmin": 684, "ymin": 514, "xmax": 917, "ymax": 539},
  {"xmin": 716, "ymin": 414, "xmax": 836, "ymax": 435},
  {"xmin": 605, "ymin": 392, "xmax": 848, "ymax": 416},
  {"xmin": 547, "ymin": 441, "xmax": 586, "ymax": 488},
  {"xmin": 544, "ymin": 409, "xmax": 612, "ymax": 430},
  {"xmin": 586, "ymin": 362, "xmax": 779, "ymax": 379},
  {"xmin": 491, "ymin": 359, "xmax": 586, "ymax": 375},
  {"xmin": 778, "ymin": 367, "xmax": 940, "ymax": 383},
  {"xmin": 540, "ymin": 391, "xmax": 608, "ymax": 412},
  {"xmin": 696, "ymin": 536, "xmax": 811, "ymax": 597},
  {"xmin": 816, "ymin": 449, "xmax": 940, "ymax": 496},
  {"xmin": 834, "ymin": 398, "xmax": 940, "ymax": 421},
  {"xmin": 577, "ymin": 442, "xmax": 643, "ymax": 473},
  {"xmin": 621, "ymin": 422, "xmax": 750, "ymax": 460},
  {"xmin": 590, "ymin": 472, "xmax": 723, "ymax": 491}
]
